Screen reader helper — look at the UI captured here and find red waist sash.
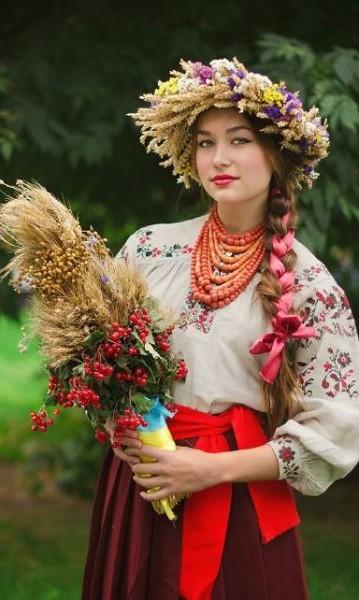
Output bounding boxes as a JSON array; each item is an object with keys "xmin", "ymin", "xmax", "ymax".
[{"xmin": 168, "ymin": 403, "xmax": 300, "ymax": 600}]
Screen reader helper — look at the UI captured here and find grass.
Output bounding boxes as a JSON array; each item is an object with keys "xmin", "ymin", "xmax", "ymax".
[
  {"xmin": 0, "ymin": 462, "xmax": 91, "ymax": 600},
  {"xmin": 1, "ymin": 314, "xmax": 359, "ymax": 599}
]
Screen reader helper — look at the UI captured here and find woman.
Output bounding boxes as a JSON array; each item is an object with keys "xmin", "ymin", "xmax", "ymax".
[{"xmin": 82, "ymin": 58, "xmax": 359, "ymax": 600}]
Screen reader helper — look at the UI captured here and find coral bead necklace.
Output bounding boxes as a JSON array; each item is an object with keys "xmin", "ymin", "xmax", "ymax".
[{"xmin": 190, "ymin": 205, "xmax": 265, "ymax": 309}]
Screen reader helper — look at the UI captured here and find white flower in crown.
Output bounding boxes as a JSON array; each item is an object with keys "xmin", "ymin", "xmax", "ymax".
[
  {"xmin": 178, "ymin": 76, "xmax": 198, "ymax": 93},
  {"xmin": 210, "ymin": 58, "xmax": 237, "ymax": 74}
]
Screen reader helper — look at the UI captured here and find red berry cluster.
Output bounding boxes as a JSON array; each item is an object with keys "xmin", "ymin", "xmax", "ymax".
[
  {"xmin": 115, "ymin": 366, "xmax": 149, "ymax": 387},
  {"xmin": 30, "ymin": 410, "xmax": 55, "ymax": 432},
  {"xmin": 101, "ymin": 322, "xmax": 131, "ymax": 359},
  {"xmin": 56, "ymin": 376, "xmax": 101, "ymax": 409},
  {"xmin": 95, "ymin": 429, "xmax": 110, "ymax": 444},
  {"xmin": 129, "ymin": 308, "xmax": 151, "ymax": 342},
  {"xmin": 175, "ymin": 359, "xmax": 188, "ymax": 380},
  {"xmin": 84, "ymin": 356, "xmax": 113, "ymax": 381},
  {"xmin": 48, "ymin": 375, "xmax": 58, "ymax": 392},
  {"xmin": 110, "ymin": 408, "xmax": 148, "ymax": 447},
  {"xmin": 155, "ymin": 331, "xmax": 171, "ymax": 352}
]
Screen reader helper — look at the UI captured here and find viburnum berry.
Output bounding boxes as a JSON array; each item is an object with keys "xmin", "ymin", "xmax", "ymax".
[
  {"xmin": 95, "ymin": 429, "xmax": 109, "ymax": 444},
  {"xmin": 102, "ymin": 341, "xmax": 121, "ymax": 359},
  {"xmin": 30, "ymin": 409, "xmax": 55, "ymax": 432},
  {"xmin": 48, "ymin": 375, "xmax": 58, "ymax": 392},
  {"xmin": 155, "ymin": 332, "xmax": 171, "ymax": 352},
  {"xmin": 175, "ymin": 359, "xmax": 188, "ymax": 380},
  {"xmin": 127, "ymin": 346, "xmax": 140, "ymax": 357},
  {"xmin": 114, "ymin": 409, "xmax": 147, "ymax": 432}
]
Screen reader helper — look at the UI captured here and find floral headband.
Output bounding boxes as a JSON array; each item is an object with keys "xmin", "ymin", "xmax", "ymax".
[{"xmin": 128, "ymin": 58, "xmax": 330, "ymax": 190}]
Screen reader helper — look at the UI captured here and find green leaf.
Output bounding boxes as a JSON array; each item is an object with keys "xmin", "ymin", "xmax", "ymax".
[
  {"xmin": 333, "ymin": 48, "xmax": 359, "ymax": 86},
  {"xmin": 83, "ymin": 329, "xmax": 106, "ymax": 348},
  {"xmin": 72, "ymin": 363, "xmax": 85, "ymax": 377}
]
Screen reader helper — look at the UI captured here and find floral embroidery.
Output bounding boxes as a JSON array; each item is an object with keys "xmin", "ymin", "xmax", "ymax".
[
  {"xmin": 177, "ymin": 291, "xmax": 216, "ymax": 334},
  {"xmin": 134, "ymin": 228, "xmax": 193, "ymax": 259},
  {"xmin": 297, "ymin": 284, "xmax": 356, "ymax": 350},
  {"xmin": 294, "ymin": 263, "xmax": 331, "ymax": 292},
  {"xmin": 117, "ymin": 244, "xmax": 129, "ymax": 263},
  {"xmin": 322, "ymin": 347, "xmax": 358, "ymax": 398},
  {"xmin": 271, "ymin": 436, "xmax": 300, "ymax": 480},
  {"xmin": 297, "ymin": 359, "xmax": 315, "ymax": 395}
]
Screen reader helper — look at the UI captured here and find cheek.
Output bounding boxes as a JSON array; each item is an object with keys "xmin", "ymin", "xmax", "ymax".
[
  {"xmin": 243, "ymin": 147, "xmax": 272, "ymax": 179},
  {"xmin": 195, "ymin": 150, "xmax": 211, "ymax": 178}
]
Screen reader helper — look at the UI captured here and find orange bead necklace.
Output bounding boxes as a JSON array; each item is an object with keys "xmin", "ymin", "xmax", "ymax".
[{"xmin": 190, "ymin": 205, "xmax": 265, "ymax": 308}]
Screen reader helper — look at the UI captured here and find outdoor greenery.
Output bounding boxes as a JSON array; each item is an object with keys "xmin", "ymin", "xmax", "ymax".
[{"xmin": 0, "ymin": 3, "xmax": 359, "ymax": 598}]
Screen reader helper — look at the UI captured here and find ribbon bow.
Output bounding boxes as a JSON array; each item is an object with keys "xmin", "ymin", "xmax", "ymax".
[{"xmin": 250, "ymin": 310, "xmax": 316, "ymax": 383}]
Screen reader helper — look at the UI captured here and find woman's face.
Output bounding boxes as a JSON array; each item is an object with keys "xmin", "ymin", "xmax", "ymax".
[{"xmin": 194, "ymin": 108, "xmax": 273, "ymax": 210}]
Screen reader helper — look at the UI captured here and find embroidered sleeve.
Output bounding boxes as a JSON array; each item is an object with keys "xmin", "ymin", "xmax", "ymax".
[
  {"xmin": 115, "ymin": 231, "xmax": 138, "ymax": 267},
  {"xmin": 268, "ymin": 276, "xmax": 359, "ymax": 496},
  {"xmin": 268, "ymin": 436, "xmax": 302, "ymax": 481}
]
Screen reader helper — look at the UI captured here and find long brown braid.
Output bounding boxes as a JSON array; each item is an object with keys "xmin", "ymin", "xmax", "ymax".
[{"xmin": 256, "ymin": 185, "xmax": 304, "ymax": 438}]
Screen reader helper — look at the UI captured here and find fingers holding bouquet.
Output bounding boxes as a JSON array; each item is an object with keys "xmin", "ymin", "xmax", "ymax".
[{"xmin": 104, "ymin": 421, "xmax": 141, "ymax": 465}]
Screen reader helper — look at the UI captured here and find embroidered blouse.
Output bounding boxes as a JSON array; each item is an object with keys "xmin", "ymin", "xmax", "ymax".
[{"xmin": 116, "ymin": 213, "xmax": 359, "ymax": 496}]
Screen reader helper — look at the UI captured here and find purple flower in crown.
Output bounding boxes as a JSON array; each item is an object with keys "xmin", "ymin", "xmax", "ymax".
[
  {"xmin": 263, "ymin": 105, "xmax": 283, "ymax": 120},
  {"xmin": 227, "ymin": 69, "xmax": 246, "ymax": 90},
  {"xmin": 303, "ymin": 165, "xmax": 314, "ymax": 175},
  {"xmin": 234, "ymin": 69, "xmax": 246, "ymax": 79},
  {"xmin": 231, "ymin": 92, "xmax": 243, "ymax": 102},
  {"xmin": 227, "ymin": 77, "xmax": 236, "ymax": 90},
  {"xmin": 193, "ymin": 62, "xmax": 214, "ymax": 84},
  {"xmin": 298, "ymin": 136, "xmax": 310, "ymax": 150}
]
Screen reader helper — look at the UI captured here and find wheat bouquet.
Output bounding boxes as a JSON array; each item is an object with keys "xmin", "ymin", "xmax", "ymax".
[{"xmin": 0, "ymin": 181, "xmax": 188, "ymax": 519}]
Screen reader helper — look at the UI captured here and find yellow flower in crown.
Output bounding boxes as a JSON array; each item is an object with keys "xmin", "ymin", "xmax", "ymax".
[
  {"xmin": 262, "ymin": 84, "xmax": 284, "ymax": 106},
  {"xmin": 155, "ymin": 76, "xmax": 179, "ymax": 96}
]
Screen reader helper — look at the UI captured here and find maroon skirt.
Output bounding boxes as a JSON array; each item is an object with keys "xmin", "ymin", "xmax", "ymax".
[{"xmin": 82, "ymin": 435, "xmax": 309, "ymax": 600}]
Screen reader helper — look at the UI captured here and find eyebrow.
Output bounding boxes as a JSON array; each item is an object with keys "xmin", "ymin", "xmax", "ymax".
[{"xmin": 196, "ymin": 125, "xmax": 253, "ymax": 136}]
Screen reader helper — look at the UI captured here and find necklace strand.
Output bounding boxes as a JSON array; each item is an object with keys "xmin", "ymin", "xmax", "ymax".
[{"xmin": 190, "ymin": 206, "xmax": 265, "ymax": 308}]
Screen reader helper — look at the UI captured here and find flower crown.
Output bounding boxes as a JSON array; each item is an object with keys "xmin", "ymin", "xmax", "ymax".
[{"xmin": 128, "ymin": 57, "xmax": 330, "ymax": 190}]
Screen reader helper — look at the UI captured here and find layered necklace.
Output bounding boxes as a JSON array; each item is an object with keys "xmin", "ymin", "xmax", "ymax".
[{"xmin": 190, "ymin": 205, "xmax": 265, "ymax": 309}]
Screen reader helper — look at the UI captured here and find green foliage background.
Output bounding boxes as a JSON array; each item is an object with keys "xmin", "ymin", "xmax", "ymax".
[{"xmin": 0, "ymin": 4, "xmax": 358, "ymax": 597}]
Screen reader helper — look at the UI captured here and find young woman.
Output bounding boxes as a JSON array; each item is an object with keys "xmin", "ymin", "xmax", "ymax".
[{"xmin": 82, "ymin": 58, "xmax": 359, "ymax": 600}]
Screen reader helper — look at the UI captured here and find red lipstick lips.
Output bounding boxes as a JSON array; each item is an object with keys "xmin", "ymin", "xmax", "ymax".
[{"xmin": 211, "ymin": 174, "xmax": 239, "ymax": 186}]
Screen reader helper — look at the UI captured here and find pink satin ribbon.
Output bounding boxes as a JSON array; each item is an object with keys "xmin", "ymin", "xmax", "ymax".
[
  {"xmin": 250, "ymin": 218, "xmax": 316, "ymax": 383},
  {"xmin": 250, "ymin": 310, "xmax": 316, "ymax": 383}
]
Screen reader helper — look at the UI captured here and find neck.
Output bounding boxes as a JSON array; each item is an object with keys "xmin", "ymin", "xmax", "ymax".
[{"xmin": 215, "ymin": 201, "xmax": 266, "ymax": 234}]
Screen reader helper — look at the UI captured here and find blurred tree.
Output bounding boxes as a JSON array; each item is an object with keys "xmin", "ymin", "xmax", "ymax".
[{"xmin": 0, "ymin": 1, "xmax": 359, "ymax": 318}]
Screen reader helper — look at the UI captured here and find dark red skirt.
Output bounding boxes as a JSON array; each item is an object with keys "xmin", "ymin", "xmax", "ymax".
[{"xmin": 82, "ymin": 435, "xmax": 309, "ymax": 600}]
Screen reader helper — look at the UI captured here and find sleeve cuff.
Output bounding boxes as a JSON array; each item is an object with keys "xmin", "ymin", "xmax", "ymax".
[{"xmin": 267, "ymin": 436, "xmax": 303, "ymax": 481}]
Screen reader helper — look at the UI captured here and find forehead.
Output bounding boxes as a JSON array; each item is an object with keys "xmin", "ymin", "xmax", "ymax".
[{"xmin": 195, "ymin": 107, "xmax": 252, "ymax": 132}]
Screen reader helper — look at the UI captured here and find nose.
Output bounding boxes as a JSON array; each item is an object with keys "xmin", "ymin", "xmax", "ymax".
[{"xmin": 212, "ymin": 142, "xmax": 231, "ymax": 168}]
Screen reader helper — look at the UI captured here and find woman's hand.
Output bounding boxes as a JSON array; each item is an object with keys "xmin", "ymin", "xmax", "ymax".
[
  {"xmin": 104, "ymin": 419, "xmax": 142, "ymax": 466},
  {"xmin": 127, "ymin": 444, "xmax": 226, "ymax": 501}
]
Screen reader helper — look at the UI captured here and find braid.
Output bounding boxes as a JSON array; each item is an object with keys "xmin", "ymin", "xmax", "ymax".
[{"xmin": 255, "ymin": 188, "xmax": 304, "ymax": 437}]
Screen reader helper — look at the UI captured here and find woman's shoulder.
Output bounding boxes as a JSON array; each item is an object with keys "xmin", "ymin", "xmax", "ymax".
[
  {"xmin": 293, "ymin": 238, "xmax": 333, "ymax": 285},
  {"xmin": 123, "ymin": 214, "xmax": 207, "ymax": 261},
  {"xmin": 292, "ymin": 238, "xmax": 351, "ymax": 314}
]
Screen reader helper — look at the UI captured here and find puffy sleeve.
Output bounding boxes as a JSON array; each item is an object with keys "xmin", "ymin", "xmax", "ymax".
[
  {"xmin": 267, "ymin": 276, "xmax": 359, "ymax": 495},
  {"xmin": 115, "ymin": 231, "xmax": 138, "ymax": 267}
]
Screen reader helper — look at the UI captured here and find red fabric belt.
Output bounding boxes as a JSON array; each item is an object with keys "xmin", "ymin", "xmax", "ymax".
[{"xmin": 168, "ymin": 403, "xmax": 300, "ymax": 600}]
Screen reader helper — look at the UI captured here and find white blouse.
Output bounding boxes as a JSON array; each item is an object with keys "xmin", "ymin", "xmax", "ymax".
[{"xmin": 117, "ymin": 213, "xmax": 359, "ymax": 496}]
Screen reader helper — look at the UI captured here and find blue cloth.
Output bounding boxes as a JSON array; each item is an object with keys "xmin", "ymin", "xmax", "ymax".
[{"xmin": 137, "ymin": 398, "xmax": 173, "ymax": 432}]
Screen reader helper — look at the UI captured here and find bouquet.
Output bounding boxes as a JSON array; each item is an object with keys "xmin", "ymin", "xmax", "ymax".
[{"xmin": 0, "ymin": 181, "xmax": 188, "ymax": 520}]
